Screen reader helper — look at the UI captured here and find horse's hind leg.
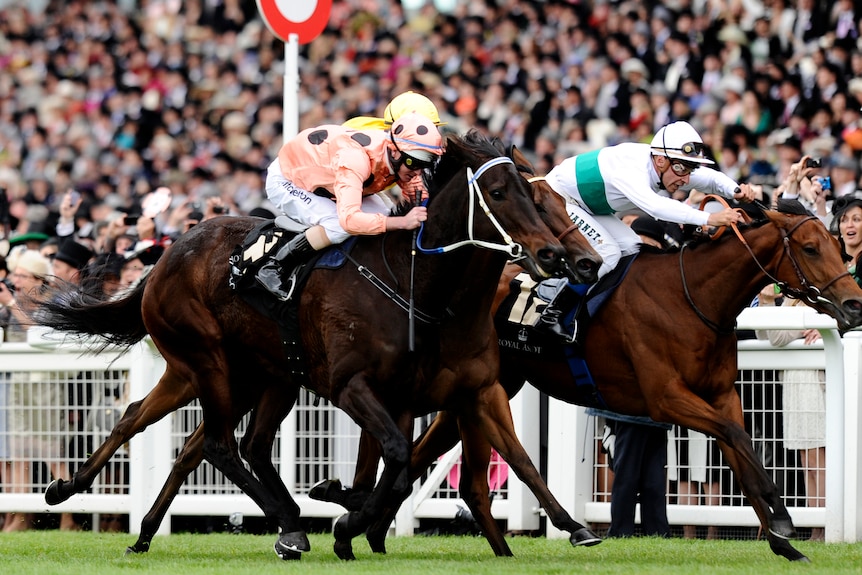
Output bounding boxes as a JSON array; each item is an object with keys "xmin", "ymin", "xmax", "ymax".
[
  {"xmin": 127, "ymin": 423, "xmax": 205, "ymax": 554},
  {"xmin": 46, "ymin": 366, "xmax": 197, "ymax": 505},
  {"xmin": 239, "ymin": 384, "xmax": 306, "ymax": 559},
  {"xmin": 473, "ymin": 383, "xmax": 601, "ymax": 548}
]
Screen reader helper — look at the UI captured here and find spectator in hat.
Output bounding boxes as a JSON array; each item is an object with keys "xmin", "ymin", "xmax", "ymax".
[
  {"xmin": 51, "ymin": 241, "xmax": 94, "ymax": 285},
  {"xmin": 830, "ymin": 155, "xmax": 859, "ymax": 199},
  {"xmin": 115, "ymin": 241, "xmax": 166, "ymax": 299},
  {"xmin": 8, "ymin": 231, "xmax": 50, "ymax": 252},
  {"xmin": 80, "ymin": 252, "xmax": 126, "ymax": 300}
]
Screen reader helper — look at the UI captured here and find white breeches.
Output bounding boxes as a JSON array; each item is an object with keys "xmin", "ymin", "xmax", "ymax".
[{"xmin": 265, "ymin": 162, "xmax": 390, "ymax": 244}]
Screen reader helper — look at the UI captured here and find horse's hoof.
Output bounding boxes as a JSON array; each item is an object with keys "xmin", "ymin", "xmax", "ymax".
[
  {"xmin": 274, "ymin": 530, "xmax": 310, "ymax": 559},
  {"xmin": 367, "ymin": 529, "xmax": 387, "ymax": 554},
  {"xmin": 768, "ymin": 519, "xmax": 796, "ymax": 540},
  {"xmin": 125, "ymin": 541, "xmax": 150, "ymax": 555},
  {"xmin": 308, "ymin": 478, "xmax": 343, "ymax": 503},
  {"xmin": 333, "ymin": 539, "xmax": 356, "ymax": 561},
  {"xmin": 45, "ymin": 479, "xmax": 71, "ymax": 506},
  {"xmin": 570, "ymin": 527, "xmax": 602, "ymax": 547},
  {"xmin": 333, "ymin": 514, "xmax": 357, "ymax": 560},
  {"xmin": 767, "ymin": 532, "xmax": 808, "ymax": 562}
]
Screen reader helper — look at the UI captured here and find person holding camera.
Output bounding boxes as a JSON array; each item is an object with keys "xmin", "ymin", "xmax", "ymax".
[{"xmin": 770, "ymin": 155, "xmax": 830, "ymax": 227}]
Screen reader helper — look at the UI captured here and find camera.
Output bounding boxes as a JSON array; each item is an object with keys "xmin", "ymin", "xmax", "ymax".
[
  {"xmin": 212, "ymin": 205, "xmax": 226, "ymax": 214},
  {"xmin": 805, "ymin": 158, "xmax": 821, "ymax": 169},
  {"xmin": 1, "ymin": 277, "xmax": 14, "ymax": 293},
  {"xmin": 123, "ymin": 215, "xmax": 139, "ymax": 225},
  {"xmin": 816, "ymin": 176, "xmax": 832, "ymax": 191}
]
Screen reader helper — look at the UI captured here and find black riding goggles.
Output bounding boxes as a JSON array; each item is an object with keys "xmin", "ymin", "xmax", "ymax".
[
  {"xmin": 402, "ymin": 152, "xmax": 436, "ymax": 171},
  {"xmin": 670, "ymin": 160, "xmax": 700, "ymax": 176},
  {"xmin": 668, "ymin": 141, "xmax": 706, "ymax": 158}
]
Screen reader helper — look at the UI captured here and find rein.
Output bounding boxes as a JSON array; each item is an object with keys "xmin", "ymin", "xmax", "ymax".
[
  {"xmin": 416, "ymin": 156, "xmax": 523, "ymax": 258},
  {"xmin": 341, "ymin": 250, "xmax": 442, "ymax": 325},
  {"xmin": 681, "ymin": 195, "xmax": 850, "ymax": 333},
  {"xmin": 341, "ymin": 155, "xmax": 525, "ymax": 331}
]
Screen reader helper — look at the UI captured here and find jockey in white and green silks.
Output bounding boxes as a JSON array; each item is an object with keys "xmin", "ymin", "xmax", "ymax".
[
  {"xmin": 537, "ymin": 121, "xmax": 755, "ymax": 342},
  {"xmin": 545, "ymin": 121, "xmax": 755, "ymax": 280}
]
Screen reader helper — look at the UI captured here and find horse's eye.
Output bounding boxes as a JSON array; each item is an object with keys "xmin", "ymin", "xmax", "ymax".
[
  {"xmin": 489, "ymin": 189, "xmax": 505, "ymax": 201},
  {"xmin": 803, "ymin": 246, "xmax": 818, "ymax": 256},
  {"xmin": 534, "ymin": 203, "xmax": 547, "ymax": 214}
]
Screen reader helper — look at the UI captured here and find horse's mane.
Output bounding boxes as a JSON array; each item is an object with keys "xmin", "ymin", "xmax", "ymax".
[{"xmin": 433, "ymin": 130, "xmax": 502, "ymax": 186}]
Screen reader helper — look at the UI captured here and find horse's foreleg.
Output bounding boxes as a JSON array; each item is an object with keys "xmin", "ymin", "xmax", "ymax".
[
  {"xmin": 655, "ymin": 387, "xmax": 807, "ymax": 562},
  {"xmin": 239, "ymin": 385, "xmax": 307, "ymax": 559},
  {"xmin": 331, "ymin": 378, "xmax": 413, "ymax": 561},
  {"xmin": 46, "ymin": 366, "xmax": 197, "ymax": 506},
  {"xmin": 456, "ymin": 417, "xmax": 513, "ymax": 556},
  {"xmin": 127, "ymin": 423, "xmax": 205, "ymax": 554},
  {"xmin": 473, "ymin": 383, "xmax": 601, "ymax": 548}
]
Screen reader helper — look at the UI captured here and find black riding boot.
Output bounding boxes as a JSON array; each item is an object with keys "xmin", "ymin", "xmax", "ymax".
[
  {"xmin": 256, "ymin": 232, "xmax": 317, "ymax": 300},
  {"xmin": 537, "ymin": 283, "xmax": 587, "ymax": 343}
]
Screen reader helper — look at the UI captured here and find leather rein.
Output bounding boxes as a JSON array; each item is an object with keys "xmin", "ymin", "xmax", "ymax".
[{"xmin": 680, "ymin": 195, "xmax": 850, "ymax": 334}]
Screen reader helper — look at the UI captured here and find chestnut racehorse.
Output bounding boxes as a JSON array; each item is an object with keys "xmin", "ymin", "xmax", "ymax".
[{"xmin": 316, "ymin": 202, "xmax": 862, "ymax": 563}]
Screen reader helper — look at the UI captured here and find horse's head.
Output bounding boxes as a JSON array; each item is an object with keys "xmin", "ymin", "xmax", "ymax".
[
  {"xmin": 765, "ymin": 209, "xmax": 862, "ymax": 332},
  {"xmin": 430, "ymin": 131, "xmax": 566, "ymax": 279},
  {"xmin": 506, "ymin": 145, "xmax": 601, "ymax": 285}
]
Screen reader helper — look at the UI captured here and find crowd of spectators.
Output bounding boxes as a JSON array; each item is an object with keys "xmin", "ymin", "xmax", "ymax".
[{"xmin": 0, "ymin": 0, "xmax": 861, "ymax": 254}]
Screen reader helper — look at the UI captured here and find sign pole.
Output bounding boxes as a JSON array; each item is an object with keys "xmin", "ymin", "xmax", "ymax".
[{"xmin": 283, "ymin": 32, "xmax": 299, "ymax": 143}]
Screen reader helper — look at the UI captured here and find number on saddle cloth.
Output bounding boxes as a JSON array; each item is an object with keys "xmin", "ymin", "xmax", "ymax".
[{"xmin": 229, "ymin": 220, "xmax": 286, "ymax": 291}]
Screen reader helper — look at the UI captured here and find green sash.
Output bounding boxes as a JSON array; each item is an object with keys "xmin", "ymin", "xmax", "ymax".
[{"xmin": 574, "ymin": 150, "xmax": 613, "ymax": 215}]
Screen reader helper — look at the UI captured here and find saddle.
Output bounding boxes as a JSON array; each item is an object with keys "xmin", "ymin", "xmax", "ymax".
[
  {"xmin": 493, "ymin": 254, "xmax": 638, "ymax": 409},
  {"xmin": 228, "ymin": 221, "xmax": 357, "ymax": 386}
]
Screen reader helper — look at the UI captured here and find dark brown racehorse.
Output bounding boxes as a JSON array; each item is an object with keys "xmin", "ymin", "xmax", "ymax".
[
  {"xmin": 318, "ymin": 202, "xmax": 862, "ymax": 563},
  {"xmin": 36, "ymin": 132, "xmax": 602, "ymax": 560},
  {"xmin": 75, "ymin": 148, "xmax": 602, "ymax": 558}
]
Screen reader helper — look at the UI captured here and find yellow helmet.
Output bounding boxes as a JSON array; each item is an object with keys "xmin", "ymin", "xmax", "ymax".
[{"xmin": 383, "ymin": 91, "xmax": 444, "ymax": 126}]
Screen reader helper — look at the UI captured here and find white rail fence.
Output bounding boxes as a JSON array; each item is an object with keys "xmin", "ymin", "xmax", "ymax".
[{"xmin": 0, "ymin": 306, "xmax": 858, "ymax": 543}]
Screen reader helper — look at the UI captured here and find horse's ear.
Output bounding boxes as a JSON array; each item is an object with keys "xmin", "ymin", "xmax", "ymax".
[{"xmin": 509, "ymin": 145, "xmax": 535, "ymax": 176}]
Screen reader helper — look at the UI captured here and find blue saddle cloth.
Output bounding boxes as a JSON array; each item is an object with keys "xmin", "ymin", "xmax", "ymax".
[{"xmin": 493, "ymin": 253, "xmax": 639, "ymax": 410}]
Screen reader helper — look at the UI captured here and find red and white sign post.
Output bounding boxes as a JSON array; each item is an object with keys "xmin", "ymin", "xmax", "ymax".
[{"xmin": 256, "ymin": 0, "xmax": 332, "ymax": 141}]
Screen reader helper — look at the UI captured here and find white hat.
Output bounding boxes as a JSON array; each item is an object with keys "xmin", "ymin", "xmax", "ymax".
[
  {"xmin": 650, "ymin": 121, "xmax": 715, "ymax": 165},
  {"xmin": 620, "ymin": 58, "xmax": 650, "ymax": 80},
  {"xmin": 14, "ymin": 249, "xmax": 51, "ymax": 279}
]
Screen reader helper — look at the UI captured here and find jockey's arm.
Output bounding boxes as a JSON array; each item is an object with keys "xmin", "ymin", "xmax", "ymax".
[{"xmin": 332, "ymin": 153, "xmax": 387, "ymax": 235}]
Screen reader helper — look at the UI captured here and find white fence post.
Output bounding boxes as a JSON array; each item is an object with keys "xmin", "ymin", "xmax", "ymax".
[
  {"xmin": 127, "ymin": 340, "xmax": 169, "ymax": 536},
  {"xmin": 842, "ymin": 331, "xmax": 862, "ymax": 541},
  {"xmin": 545, "ymin": 401, "xmax": 592, "ymax": 539},
  {"xmin": 507, "ymin": 386, "xmax": 541, "ymax": 531}
]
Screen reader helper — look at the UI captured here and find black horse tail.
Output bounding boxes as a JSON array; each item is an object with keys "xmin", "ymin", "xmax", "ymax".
[{"xmin": 35, "ymin": 275, "xmax": 150, "ymax": 353}]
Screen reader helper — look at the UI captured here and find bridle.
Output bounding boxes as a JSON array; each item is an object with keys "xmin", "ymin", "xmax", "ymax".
[
  {"xmin": 681, "ymin": 194, "xmax": 850, "ymax": 334},
  {"xmin": 416, "ymin": 156, "xmax": 524, "ymax": 259}
]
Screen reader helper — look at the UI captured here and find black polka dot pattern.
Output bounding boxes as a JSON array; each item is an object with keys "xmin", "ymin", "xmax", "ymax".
[
  {"xmin": 351, "ymin": 133, "xmax": 372, "ymax": 146},
  {"xmin": 416, "ymin": 125, "xmax": 428, "ymax": 135},
  {"xmin": 308, "ymin": 130, "xmax": 328, "ymax": 145}
]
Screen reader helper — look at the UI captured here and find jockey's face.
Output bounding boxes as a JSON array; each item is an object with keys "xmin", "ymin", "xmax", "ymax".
[
  {"xmin": 655, "ymin": 155, "xmax": 692, "ymax": 194},
  {"xmin": 393, "ymin": 151, "xmax": 425, "ymax": 181}
]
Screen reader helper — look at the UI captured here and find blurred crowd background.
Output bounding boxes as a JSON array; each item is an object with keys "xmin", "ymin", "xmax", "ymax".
[{"xmin": 0, "ymin": 0, "xmax": 861, "ymax": 245}]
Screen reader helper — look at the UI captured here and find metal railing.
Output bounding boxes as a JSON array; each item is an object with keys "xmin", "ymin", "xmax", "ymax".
[{"xmin": 0, "ymin": 305, "xmax": 858, "ymax": 543}]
